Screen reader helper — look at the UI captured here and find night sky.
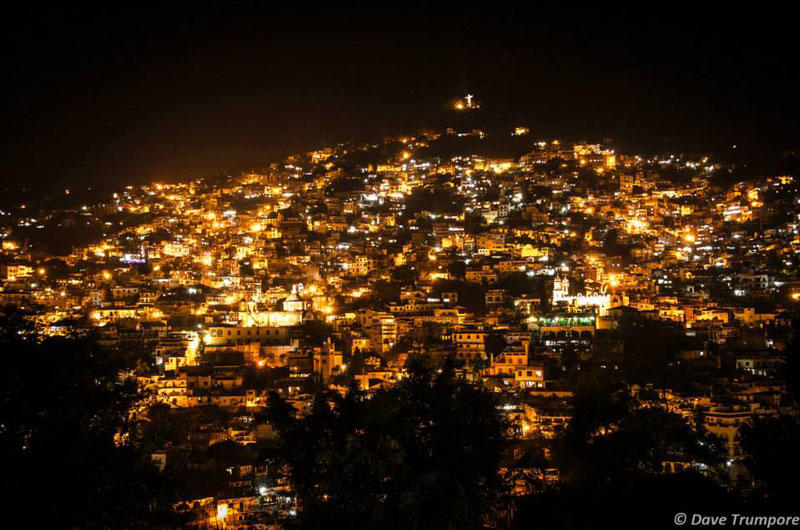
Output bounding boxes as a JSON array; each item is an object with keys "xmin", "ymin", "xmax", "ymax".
[{"xmin": 2, "ymin": 4, "xmax": 799, "ymax": 187}]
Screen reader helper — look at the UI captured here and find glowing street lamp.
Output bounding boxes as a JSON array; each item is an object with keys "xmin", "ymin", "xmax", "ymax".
[{"xmin": 216, "ymin": 503, "xmax": 227, "ymax": 522}]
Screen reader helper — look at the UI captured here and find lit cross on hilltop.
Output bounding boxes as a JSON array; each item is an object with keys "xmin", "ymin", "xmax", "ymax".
[{"xmin": 454, "ymin": 93, "xmax": 480, "ymax": 111}]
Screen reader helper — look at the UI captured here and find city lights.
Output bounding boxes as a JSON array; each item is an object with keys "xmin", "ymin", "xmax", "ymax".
[{"xmin": 2, "ymin": 16, "xmax": 798, "ymax": 526}]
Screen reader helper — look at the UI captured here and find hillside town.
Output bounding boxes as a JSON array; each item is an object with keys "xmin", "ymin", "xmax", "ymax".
[{"xmin": 2, "ymin": 125, "xmax": 800, "ymax": 527}]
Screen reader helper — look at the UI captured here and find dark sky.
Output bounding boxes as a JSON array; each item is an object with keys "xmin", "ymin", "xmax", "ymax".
[{"xmin": 2, "ymin": 4, "xmax": 799, "ymax": 187}]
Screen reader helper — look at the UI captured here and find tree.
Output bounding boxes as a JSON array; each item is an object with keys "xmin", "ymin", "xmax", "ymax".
[
  {"xmin": 371, "ymin": 279, "xmax": 402, "ymax": 305},
  {"xmin": 528, "ymin": 378, "xmax": 730, "ymax": 529},
  {"xmin": 298, "ymin": 319, "xmax": 334, "ymax": 347},
  {"xmin": 740, "ymin": 416, "xmax": 800, "ymax": 508},
  {"xmin": 0, "ymin": 313, "xmax": 174, "ymax": 527},
  {"xmin": 556, "ymin": 380, "xmax": 724, "ymax": 484},
  {"xmin": 601, "ymin": 228, "xmax": 630, "ymax": 260},
  {"xmin": 405, "ymin": 186, "xmax": 463, "ymax": 216},
  {"xmin": 431, "ymin": 279, "xmax": 486, "ymax": 316},
  {"xmin": 266, "ymin": 361, "xmax": 508, "ymax": 529},
  {"xmin": 485, "ymin": 332, "xmax": 507, "ymax": 357},
  {"xmin": 782, "ymin": 320, "xmax": 800, "ymax": 405},
  {"xmin": 391, "ymin": 264, "xmax": 418, "ymax": 286},
  {"xmin": 512, "ymin": 471, "xmax": 733, "ymax": 530},
  {"xmin": 446, "ymin": 260, "xmax": 466, "ymax": 279},
  {"xmin": 616, "ymin": 313, "xmax": 690, "ymax": 389}
]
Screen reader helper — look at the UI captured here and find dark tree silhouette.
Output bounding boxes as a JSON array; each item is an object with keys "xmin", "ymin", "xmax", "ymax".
[
  {"xmin": 266, "ymin": 361, "xmax": 508, "ymax": 529},
  {"xmin": 782, "ymin": 319, "xmax": 800, "ymax": 405},
  {"xmin": 740, "ymin": 416, "xmax": 800, "ymax": 509},
  {"xmin": 557, "ymin": 380, "xmax": 725, "ymax": 484},
  {"xmin": 617, "ymin": 313, "xmax": 690, "ymax": 388},
  {"xmin": 370, "ymin": 279, "xmax": 402, "ymax": 305},
  {"xmin": 485, "ymin": 332, "xmax": 507, "ymax": 357},
  {"xmin": 0, "ymin": 311, "xmax": 174, "ymax": 527},
  {"xmin": 446, "ymin": 260, "xmax": 467, "ymax": 279},
  {"xmin": 298, "ymin": 319, "xmax": 334, "ymax": 347},
  {"xmin": 520, "ymin": 379, "xmax": 731, "ymax": 529}
]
